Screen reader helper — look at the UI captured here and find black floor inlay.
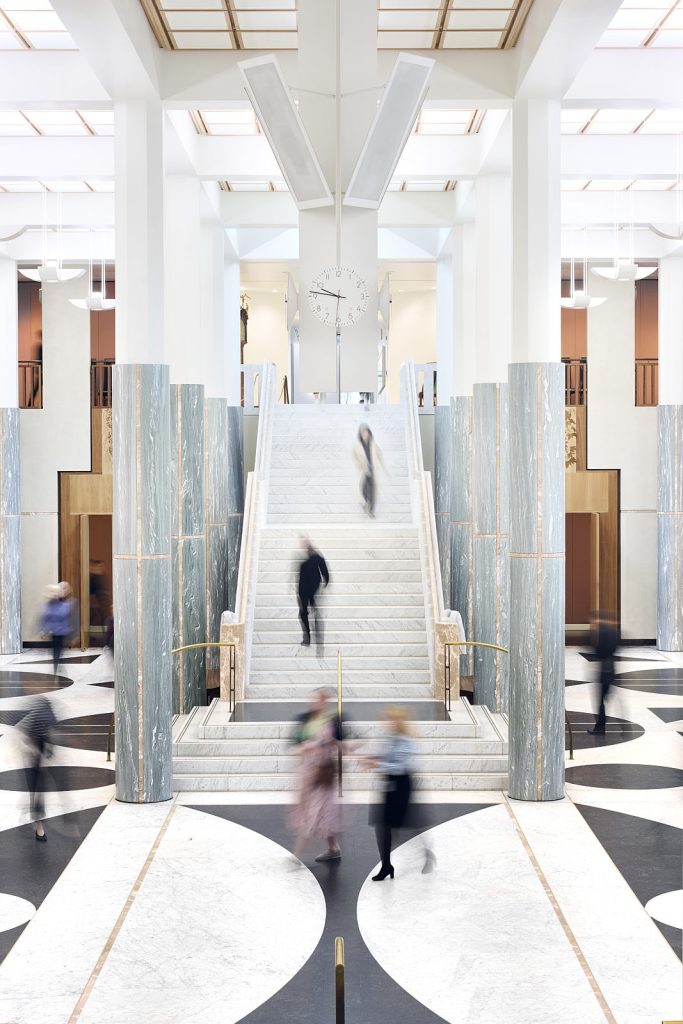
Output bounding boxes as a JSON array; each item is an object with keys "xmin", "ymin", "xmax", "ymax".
[
  {"xmin": 613, "ymin": 668, "xmax": 683, "ymax": 696},
  {"xmin": 0, "ymin": 671, "xmax": 73, "ymax": 697},
  {"xmin": 0, "ymin": 805, "xmax": 105, "ymax": 964},
  {"xmin": 0, "ymin": 765, "xmax": 114, "ymax": 792},
  {"xmin": 576, "ymin": 803, "xmax": 682, "ymax": 958},
  {"xmin": 51, "ymin": 713, "xmax": 114, "ymax": 752},
  {"xmin": 231, "ymin": 700, "xmax": 449, "ymax": 723},
  {"xmin": 579, "ymin": 653, "xmax": 664, "ymax": 664},
  {"xmin": 566, "ymin": 763, "xmax": 683, "ymax": 789},
  {"xmin": 565, "ymin": 711, "xmax": 644, "ymax": 750},
  {"xmin": 193, "ymin": 802, "xmax": 489, "ymax": 1024},
  {"xmin": 649, "ymin": 707, "xmax": 683, "ymax": 724},
  {"xmin": 16, "ymin": 654, "xmax": 100, "ymax": 667},
  {"xmin": 92, "ymin": 680, "xmax": 114, "ymax": 689}
]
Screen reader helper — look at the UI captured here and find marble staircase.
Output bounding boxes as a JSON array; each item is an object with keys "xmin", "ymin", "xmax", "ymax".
[
  {"xmin": 248, "ymin": 404, "xmax": 432, "ymax": 700},
  {"xmin": 172, "ymin": 698, "xmax": 509, "ymax": 792}
]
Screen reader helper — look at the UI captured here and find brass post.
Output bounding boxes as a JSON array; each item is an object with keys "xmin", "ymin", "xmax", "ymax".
[
  {"xmin": 337, "ymin": 649, "xmax": 343, "ymax": 796},
  {"xmin": 335, "ymin": 936, "xmax": 345, "ymax": 1024}
]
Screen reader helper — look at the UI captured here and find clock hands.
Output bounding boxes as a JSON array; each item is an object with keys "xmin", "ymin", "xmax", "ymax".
[{"xmin": 309, "ymin": 287, "xmax": 347, "ymax": 300}]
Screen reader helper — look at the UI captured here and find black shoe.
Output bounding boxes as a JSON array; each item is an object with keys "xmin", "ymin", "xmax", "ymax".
[
  {"xmin": 34, "ymin": 831, "xmax": 47, "ymax": 842},
  {"xmin": 372, "ymin": 866, "xmax": 394, "ymax": 881},
  {"xmin": 588, "ymin": 726, "xmax": 605, "ymax": 735},
  {"xmin": 300, "ymin": 638, "xmax": 310, "ymax": 647}
]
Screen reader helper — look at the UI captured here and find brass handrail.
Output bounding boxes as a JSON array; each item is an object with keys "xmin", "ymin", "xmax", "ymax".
[
  {"xmin": 107, "ymin": 641, "xmax": 238, "ymax": 761},
  {"xmin": 443, "ymin": 641, "xmax": 509, "ymax": 712},
  {"xmin": 565, "ymin": 710, "xmax": 574, "ymax": 760},
  {"xmin": 171, "ymin": 641, "xmax": 237, "ymax": 713},
  {"xmin": 335, "ymin": 937, "xmax": 345, "ymax": 1024},
  {"xmin": 337, "ymin": 650, "xmax": 343, "ymax": 796}
]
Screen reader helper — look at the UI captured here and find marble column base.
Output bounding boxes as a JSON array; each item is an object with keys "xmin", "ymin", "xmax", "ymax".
[
  {"xmin": 171, "ymin": 384, "xmax": 206, "ymax": 714},
  {"xmin": 113, "ymin": 364, "xmax": 172, "ymax": 804},
  {"xmin": 450, "ymin": 396, "xmax": 473, "ymax": 677},
  {"xmin": 658, "ymin": 404, "xmax": 683, "ymax": 651},
  {"xmin": 472, "ymin": 383, "xmax": 510, "ymax": 712},
  {"xmin": 0, "ymin": 408, "xmax": 20, "ymax": 654},
  {"xmin": 205, "ymin": 401, "xmax": 244, "ymax": 674},
  {"xmin": 508, "ymin": 363, "xmax": 565, "ymax": 802}
]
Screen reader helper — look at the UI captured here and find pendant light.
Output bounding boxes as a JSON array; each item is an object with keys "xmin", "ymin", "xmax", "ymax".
[
  {"xmin": 69, "ymin": 230, "xmax": 115, "ymax": 311},
  {"xmin": 561, "ymin": 227, "xmax": 607, "ymax": 309},
  {"xmin": 20, "ymin": 187, "xmax": 85, "ymax": 283},
  {"xmin": 593, "ymin": 189, "xmax": 655, "ymax": 281},
  {"xmin": 649, "ymin": 130, "xmax": 683, "ymax": 242}
]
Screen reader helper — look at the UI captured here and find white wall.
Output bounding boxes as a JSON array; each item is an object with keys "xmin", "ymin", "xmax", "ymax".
[
  {"xmin": 587, "ymin": 278, "xmax": 658, "ymax": 640},
  {"xmin": 20, "ymin": 274, "xmax": 91, "ymax": 640},
  {"xmin": 242, "ymin": 289, "xmax": 289, "ymax": 395},
  {"xmin": 387, "ymin": 288, "xmax": 437, "ymax": 403}
]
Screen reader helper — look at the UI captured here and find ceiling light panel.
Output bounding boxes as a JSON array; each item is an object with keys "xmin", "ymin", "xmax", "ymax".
[
  {"xmin": 0, "ymin": 1, "xmax": 75, "ymax": 48},
  {"xmin": 377, "ymin": 1, "xmax": 528, "ymax": 49},
  {"xmin": 238, "ymin": 54, "xmax": 332, "ymax": 209},
  {"xmin": 344, "ymin": 52, "xmax": 434, "ymax": 209},
  {"xmin": 0, "ymin": 109, "xmax": 114, "ymax": 136}
]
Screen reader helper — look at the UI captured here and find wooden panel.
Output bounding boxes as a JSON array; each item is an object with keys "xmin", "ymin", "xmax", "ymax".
[
  {"xmin": 561, "ymin": 304, "xmax": 587, "ymax": 360},
  {"xmin": 17, "ymin": 281, "xmax": 42, "ymax": 360},
  {"xmin": 566, "ymin": 470, "xmax": 610, "ymax": 514},
  {"xmin": 566, "ymin": 513, "xmax": 592, "ymax": 625},
  {"xmin": 635, "ymin": 278, "xmax": 658, "ymax": 359}
]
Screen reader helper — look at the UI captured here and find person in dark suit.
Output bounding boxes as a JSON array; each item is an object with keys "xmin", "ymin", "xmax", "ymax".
[
  {"xmin": 589, "ymin": 610, "xmax": 620, "ymax": 735},
  {"xmin": 297, "ymin": 540, "xmax": 330, "ymax": 654}
]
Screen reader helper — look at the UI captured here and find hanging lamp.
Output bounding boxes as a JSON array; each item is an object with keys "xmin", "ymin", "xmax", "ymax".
[
  {"xmin": 560, "ymin": 227, "xmax": 606, "ymax": 309},
  {"xmin": 20, "ymin": 187, "xmax": 85, "ymax": 283},
  {"xmin": 593, "ymin": 189, "xmax": 655, "ymax": 281},
  {"xmin": 70, "ymin": 232, "xmax": 115, "ymax": 311},
  {"xmin": 649, "ymin": 130, "xmax": 683, "ymax": 242}
]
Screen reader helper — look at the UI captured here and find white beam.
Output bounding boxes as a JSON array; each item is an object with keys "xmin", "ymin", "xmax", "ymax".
[
  {"xmin": 567, "ymin": 50, "xmax": 683, "ymax": 106},
  {"xmin": 562, "ymin": 134, "xmax": 680, "ymax": 180},
  {"xmin": 515, "ymin": 0, "xmax": 622, "ymax": 98},
  {"xmin": 0, "ymin": 193, "xmax": 113, "ymax": 227},
  {"xmin": 0, "ymin": 137, "xmax": 113, "ymax": 180},
  {"xmin": 51, "ymin": 0, "xmax": 161, "ymax": 99},
  {"xmin": 161, "ymin": 50, "xmax": 298, "ymax": 108},
  {"xmin": 7, "ymin": 229, "xmax": 114, "ymax": 262},
  {"xmin": 194, "ymin": 135, "xmax": 280, "ymax": 179},
  {"xmin": 0, "ymin": 53, "xmax": 109, "ymax": 106},
  {"xmin": 562, "ymin": 191, "xmax": 683, "ymax": 226}
]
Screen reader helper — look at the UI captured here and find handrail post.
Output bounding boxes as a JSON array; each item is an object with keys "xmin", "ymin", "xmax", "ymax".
[
  {"xmin": 337, "ymin": 650, "xmax": 343, "ymax": 796},
  {"xmin": 565, "ymin": 709, "xmax": 574, "ymax": 760},
  {"xmin": 335, "ymin": 937, "xmax": 345, "ymax": 1024},
  {"xmin": 444, "ymin": 643, "xmax": 451, "ymax": 713}
]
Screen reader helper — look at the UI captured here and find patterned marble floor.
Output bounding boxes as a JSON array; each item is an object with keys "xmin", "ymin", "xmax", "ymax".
[{"xmin": 0, "ymin": 646, "xmax": 680, "ymax": 1024}]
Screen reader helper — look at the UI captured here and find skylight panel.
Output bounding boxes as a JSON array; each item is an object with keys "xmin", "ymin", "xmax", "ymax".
[
  {"xmin": 173, "ymin": 31, "xmax": 232, "ymax": 48},
  {"xmin": 0, "ymin": 1, "xmax": 75, "ymax": 48},
  {"xmin": 0, "ymin": 180, "xmax": 44, "ymax": 191},
  {"xmin": 446, "ymin": 10, "xmax": 510, "ymax": 30},
  {"xmin": 404, "ymin": 179, "xmax": 449, "ymax": 191},
  {"xmin": 585, "ymin": 179, "xmax": 634, "ymax": 190},
  {"xmin": 586, "ymin": 108, "xmax": 652, "ymax": 133},
  {"xmin": 650, "ymin": 28, "xmax": 683, "ymax": 43},
  {"xmin": 597, "ymin": 1, "xmax": 683, "ymax": 46},
  {"xmin": 235, "ymin": 10, "xmax": 296, "ymax": 29},
  {"xmin": 629, "ymin": 177, "xmax": 677, "ymax": 189},
  {"xmin": 378, "ymin": 10, "xmax": 440, "ymax": 30},
  {"xmin": 638, "ymin": 108, "xmax": 683, "ymax": 131},
  {"xmin": 442, "ymin": 30, "xmax": 503, "ymax": 47},
  {"xmin": 6, "ymin": 8, "xmax": 64, "ymax": 30},
  {"xmin": 42, "ymin": 180, "xmax": 91, "ymax": 191},
  {"xmin": 87, "ymin": 180, "xmax": 115, "ymax": 192},
  {"xmin": 164, "ymin": 11, "xmax": 228, "ymax": 30},
  {"xmin": 561, "ymin": 180, "xmax": 590, "ymax": 191}
]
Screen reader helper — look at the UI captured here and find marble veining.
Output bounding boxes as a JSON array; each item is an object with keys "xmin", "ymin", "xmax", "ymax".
[
  {"xmin": 113, "ymin": 364, "xmax": 173, "ymax": 803},
  {"xmin": 451, "ymin": 396, "xmax": 473, "ymax": 676},
  {"xmin": 0, "ymin": 407, "xmax": 20, "ymax": 654},
  {"xmin": 658, "ymin": 405, "xmax": 683, "ymax": 651},
  {"xmin": 508, "ymin": 363, "xmax": 565, "ymax": 802}
]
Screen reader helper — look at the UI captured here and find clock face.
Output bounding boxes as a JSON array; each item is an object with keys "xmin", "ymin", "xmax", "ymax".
[{"xmin": 307, "ymin": 266, "xmax": 369, "ymax": 329}]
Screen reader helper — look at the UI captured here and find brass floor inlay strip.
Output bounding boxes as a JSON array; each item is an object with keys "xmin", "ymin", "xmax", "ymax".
[{"xmin": 68, "ymin": 801, "xmax": 177, "ymax": 1023}]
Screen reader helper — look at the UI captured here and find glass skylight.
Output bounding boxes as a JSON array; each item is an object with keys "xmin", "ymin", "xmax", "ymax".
[
  {"xmin": 193, "ymin": 109, "xmax": 261, "ymax": 136},
  {"xmin": 0, "ymin": 2, "xmax": 76, "ymax": 49},
  {"xmin": 597, "ymin": 1, "xmax": 683, "ymax": 47},
  {"xmin": 142, "ymin": 1, "xmax": 533, "ymax": 50},
  {"xmin": 414, "ymin": 108, "xmax": 483, "ymax": 134},
  {"xmin": 0, "ymin": 110, "xmax": 114, "ymax": 136},
  {"xmin": 561, "ymin": 178, "xmax": 679, "ymax": 191},
  {"xmin": 562, "ymin": 107, "xmax": 683, "ymax": 134},
  {"xmin": 0, "ymin": 180, "xmax": 114, "ymax": 192}
]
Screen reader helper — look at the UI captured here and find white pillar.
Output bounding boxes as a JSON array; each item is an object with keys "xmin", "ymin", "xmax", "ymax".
[
  {"xmin": 475, "ymin": 175, "xmax": 512, "ymax": 383},
  {"xmin": 508, "ymin": 98, "xmax": 564, "ymax": 801},
  {"xmin": 657, "ymin": 254, "xmax": 683, "ymax": 650},
  {"xmin": 454, "ymin": 221, "xmax": 476, "ymax": 399},
  {"xmin": 165, "ymin": 174, "xmax": 202, "ymax": 386},
  {"xmin": 0, "ymin": 255, "xmax": 20, "ymax": 653}
]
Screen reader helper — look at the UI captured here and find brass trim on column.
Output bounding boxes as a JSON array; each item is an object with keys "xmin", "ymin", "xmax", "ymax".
[
  {"xmin": 335, "ymin": 936, "xmax": 345, "ymax": 1024},
  {"xmin": 444, "ymin": 641, "xmax": 509, "ymax": 713}
]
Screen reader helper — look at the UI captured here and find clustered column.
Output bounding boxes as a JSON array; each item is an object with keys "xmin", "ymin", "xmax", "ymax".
[
  {"xmin": 171, "ymin": 383, "xmax": 206, "ymax": 713},
  {"xmin": 0, "ymin": 256, "xmax": 20, "ymax": 655},
  {"xmin": 657, "ymin": 255, "xmax": 683, "ymax": 651},
  {"xmin": 508, "ymin": 99, "xmax": 565, "ymax": 801}
]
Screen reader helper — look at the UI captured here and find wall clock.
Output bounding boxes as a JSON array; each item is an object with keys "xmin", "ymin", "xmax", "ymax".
[{"xmin": 308, "ymin": 265, "xmax": 369, "ymax": 329}]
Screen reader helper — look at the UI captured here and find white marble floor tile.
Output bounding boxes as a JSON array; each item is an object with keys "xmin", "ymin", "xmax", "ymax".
[
  {"xmin": 78, "ymin": 806, "xmax": 326, "ymax": 1024},
  {"xmin": 357, "ymin": 804, "xmax": 608, "ymax": 1024},
  {"xmin": 508, "ymin": 797, "xmax": 683, "ymax": 1024}
]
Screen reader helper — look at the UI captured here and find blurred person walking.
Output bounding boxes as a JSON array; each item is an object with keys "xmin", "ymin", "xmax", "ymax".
[
  {"xmin": 297, "ymin": 539, "xmax": 329, "ymax": 654},
  {"xmin": 353, "ymin": 424, "xmax": 385, "ymax": 518},
  {"xmin": 364, "ymin": 706, "xmax": 435, "ymax": 880},
  {"xmin": 589, "ymin": 610, "xmax": 620, "ymax": 735},
  {"xmin": 19, "ymin": 695, "xmax": 56, "ymax": 841},
  {"xmin": 290, "ymin": 688, "xmax": 343, "ymax": 864},
  {"xmin": 39, "ymin": 581, "xmax": 78, "ymax": 677}
]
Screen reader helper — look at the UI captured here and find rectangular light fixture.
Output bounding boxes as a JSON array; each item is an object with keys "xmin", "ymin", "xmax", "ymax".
[
  {"xmin": 344, "ymin": 52, "xmax": 434, "ymax": 210},
  {"xmin": 238, "ymin": 54, "xmax": 333, "ymax": 210}
]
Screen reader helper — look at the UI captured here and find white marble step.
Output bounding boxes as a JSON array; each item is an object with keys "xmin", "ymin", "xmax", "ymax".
[
  {"xmin": 253, "ymin": 626, "xmax": 428, "ymax": 643},
  {"xmin": 250, "ymin": 655, "xmax": 430, "ymax": 670},
  {"xmin": 255, "ymin": 581, "xmax": 421, "ymax": 596},
  {"xmin": 253, "ymin": 619, "xmax": 427, "ymax": 635},
  {"xmin": 259, "ymin": 534, "xmax": 419, "ymax": 549},
  {"xmin": 257, "ymin": 569, "xmax": 422, "ymax": 584},
  {"xmin": 173, "ymin": 752, "xmax": 508, "ymax": 776},
  {"xmin": 253, "ymin": 605, "xmax": 425, "ymax": 620},
  {"xmin": 267, "ymin": 505, "xmax": 412, "ymax": 516},
  {"xmin": 247, "ymin": 683, "xmax": 434, "ymax": 699},
  {"xmin": 172, "ymin": 772, "xmax": 507, "ymax": 792},
  {"xmin": 268, "ymin": 514, "xmax": 413, "ymax": 524}
]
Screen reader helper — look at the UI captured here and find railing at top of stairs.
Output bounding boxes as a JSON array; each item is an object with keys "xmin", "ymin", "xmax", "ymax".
[
  {"xmin": 219, "ymin": 361, "xmax": 278, "ymax": 704},
  {"xmin": 400, "ymin": 361, "xmax": 465, "ymax": 705}
]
